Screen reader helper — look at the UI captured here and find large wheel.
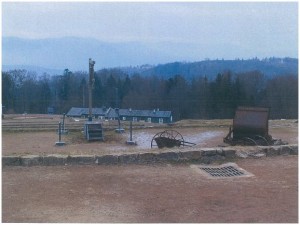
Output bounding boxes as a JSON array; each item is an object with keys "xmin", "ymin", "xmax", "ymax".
[
  {"xmin": 151, "ymin": 130, "xmax": 184, "ymax": 148},
  {"xmin": 242, "ymin": 137, "xmax": 257, "ymax": 146},
  {"xmin": 151, "ymin": 132, "xmax": 161, "ymax": 148},
  {"xmin": 254, "ymin": 135, "xmax": 270, "ymax": 146}
]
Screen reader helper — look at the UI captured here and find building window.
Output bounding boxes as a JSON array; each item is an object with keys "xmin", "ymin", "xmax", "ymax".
[
  {"xmin": 133, "ymin": 117, "xmax": 137, "ymax": 122},
  {"xmin": 123, "ymin": 117, "xmax": 126, "ymax": 121},
  {"xmin": 159, "ymin": 118, "xmax": 164, "ymax": 124},
  {"xmin": 147, "ymin": 118, "xmax": 151, "ymax": 123}
]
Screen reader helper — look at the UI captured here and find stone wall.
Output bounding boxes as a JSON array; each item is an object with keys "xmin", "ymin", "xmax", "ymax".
[{"xmin": 2, "ymin": 144, "xmax": 298, "ymax": 167}]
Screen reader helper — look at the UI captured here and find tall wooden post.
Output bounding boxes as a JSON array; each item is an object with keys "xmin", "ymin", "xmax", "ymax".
[{"xmin": 88, "ymin": 58, "xmax": 95, "ymax": 121}]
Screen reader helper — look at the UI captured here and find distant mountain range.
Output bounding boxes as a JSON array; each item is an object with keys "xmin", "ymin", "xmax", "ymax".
[
  {"xmin": 2, "ymin": 36, "xmax": 298, "ymax": 78},
  {"xmin": 2, "ymin": 65, "xmax": 62, "ymax": 76},
  {"xmin": 2, "ymin": 36, "xmax": 195, "ymax": 72},
  {"xmin": 122, "ymin": 58, "xmax": 298, "ymax": 80}
]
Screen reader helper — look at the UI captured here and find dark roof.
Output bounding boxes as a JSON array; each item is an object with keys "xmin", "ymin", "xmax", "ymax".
[
  {"xmin": 67, "ymin": 107, "xmax": 172, "ymax": 118},
  {"xmin": 66, "ymin": 107, "xmax": 109, "ymax": 117},
  {"xmin": 108, "ymin": 108, "xmax": 172, "ymax": 118}
]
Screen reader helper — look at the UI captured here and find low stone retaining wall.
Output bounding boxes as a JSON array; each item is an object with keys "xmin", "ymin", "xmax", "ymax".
[{"xmin": 2, "ymin": 144, "xmax": 298, "ymax": 167}]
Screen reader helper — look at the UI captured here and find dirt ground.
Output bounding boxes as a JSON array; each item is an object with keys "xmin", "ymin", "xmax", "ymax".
[
  {"xmin": 2, "ymin": 155, "xmax": 298, "ymax": 223},
  {"xmin": 2, "ymin": 127, "xmax": 228, "ymax": 156},
  {"xmin": 2, "ymin": 117, "xmax": 298, "ymax": 222},
  {"xmin": 2, "ymin": 119, "xmax": 298, "ymax": 156}
]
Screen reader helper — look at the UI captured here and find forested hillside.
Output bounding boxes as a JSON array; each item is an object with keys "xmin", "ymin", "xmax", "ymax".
[
  {"xmin": 2, "ymin": 68, "xmax": 298, "ymax": 120},
  {"xmin": 121, "ymin": 57, "xmax": 298, "ymax": 80}
]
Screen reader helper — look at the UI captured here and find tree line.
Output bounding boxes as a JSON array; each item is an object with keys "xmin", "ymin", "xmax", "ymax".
[{"xmin": 2, "ymin": 68, "xmax": 298, "ymax": 120}]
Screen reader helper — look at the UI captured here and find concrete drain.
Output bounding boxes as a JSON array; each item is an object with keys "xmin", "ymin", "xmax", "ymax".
[{"xmin": 191, "ymin": 163, "xmax": 254, "ymax": 179}]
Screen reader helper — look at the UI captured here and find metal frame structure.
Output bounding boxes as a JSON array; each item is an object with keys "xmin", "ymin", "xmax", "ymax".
[
  {"xmin": 224, "ymin": 107, "xmax": 273, "ymax": 146},
  {"xmin": 151, "ymin": 130, "xmax": 196, "ymax": 149}
]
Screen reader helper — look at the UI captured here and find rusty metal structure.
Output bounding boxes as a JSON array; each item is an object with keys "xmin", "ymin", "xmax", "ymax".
[
  {"xmin": 151, "ymin": 130, "xmax": 196, "ymax": 148},
  {"xmin": 84, "ymin": 122, "xmax": 104, "ymax": 141},
  {"xmin": 224, "ymin": 107, "xmax": 273, "ymax": 146}
]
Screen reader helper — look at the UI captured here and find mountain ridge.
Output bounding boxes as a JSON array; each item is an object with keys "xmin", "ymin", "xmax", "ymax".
[
  {"xmin": 2, "ymin": 36, "xmax": 298, "ymax": 78},
  {"xmin": 120, "ymin": 58, "xmax": 298, "ymax": 80},
  {"xmin": 2, "ymin": 36, "xmax": 182, "ymax": 70}
]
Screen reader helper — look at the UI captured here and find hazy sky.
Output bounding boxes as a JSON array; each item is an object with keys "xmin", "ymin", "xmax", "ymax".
[{"xmin": 2, "ymin": 2, "xmax": 298, "ymax": 60}]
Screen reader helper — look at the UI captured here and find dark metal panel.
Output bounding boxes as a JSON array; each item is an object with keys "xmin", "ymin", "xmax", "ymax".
[{"xmin": 233, "ymin": 107, "xmax": 269, "ymax": 138}]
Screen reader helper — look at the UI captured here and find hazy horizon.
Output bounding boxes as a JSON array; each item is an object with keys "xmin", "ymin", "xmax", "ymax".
[{"xmin": 2, "ymin": 2, "xmax": 298, "ymax": 70}]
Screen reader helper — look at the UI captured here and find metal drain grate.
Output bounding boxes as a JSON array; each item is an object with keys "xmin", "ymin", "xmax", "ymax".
[
  {"xmin": 200, "ymin": 166, "xmax": 244, "ymax": 177},
  {"xmin": 191, "ymin": 163, "xmax": 253, "ymax": 179}
]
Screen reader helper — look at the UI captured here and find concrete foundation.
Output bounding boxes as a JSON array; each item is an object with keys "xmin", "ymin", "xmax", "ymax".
[{"xmin": 55, "ymin": 141, "xmax": 66, "ymax": 146}]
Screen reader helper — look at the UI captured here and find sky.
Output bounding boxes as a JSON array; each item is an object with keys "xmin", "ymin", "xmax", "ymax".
[{"xmin": 2, "ymin": 1, "xmax": 299, "ymax": 65}]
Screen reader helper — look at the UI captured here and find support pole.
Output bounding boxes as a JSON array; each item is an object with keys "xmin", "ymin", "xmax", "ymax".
[
  {"xmin": 126, "ymin": 121, "xmax": 136, "ymax": 145},
  {"xmin": 116, "ymin": 108, "xmax": 121, "ymax": 129},
  {"xmin": 60, "ymin": 113, "xmax": 68, "ymax": 135},
  {"xmin": 88, "ymin": 58, "xmax": 95, "ymax": 122},
  {"xmin": 88, "ymin": 85, "xmax": 92, "ymax": 121},
  {"xmin": 62, "ymin": 113, "xmax": 65, "ymax": 131},
  {"xmin": 55, "ymin": 122, "xmax": 65, "ymax": 146},
  {"xmin": 115, "ymin": 88, "xmax": 124, "ymax": 133},
  {"xmin": 58, "ymin": 122, "xmax": 62, "ymax": 142},
  {"xmin": 116, "ymin": 88, "xmax": 120, "ymax": 130},
  {"xmin": 130, "ymin": 121, "xmax": 133, "ymax": 141}
]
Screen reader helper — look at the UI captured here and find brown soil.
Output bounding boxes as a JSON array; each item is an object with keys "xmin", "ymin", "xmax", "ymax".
[
  {"xmin": 2, "ymin": 117, "xmax": 298, "ymax": 222},
  {"xmin": 2, "ymin": 155, "xmax": 298, "ymax": 223},
  {"xmin": 2, "ymin": 127, "xmax": 228, "ymax": 156},
  {"xmin": 2, "ymin": 119, "xmax": 298, "ymax": 156}
]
